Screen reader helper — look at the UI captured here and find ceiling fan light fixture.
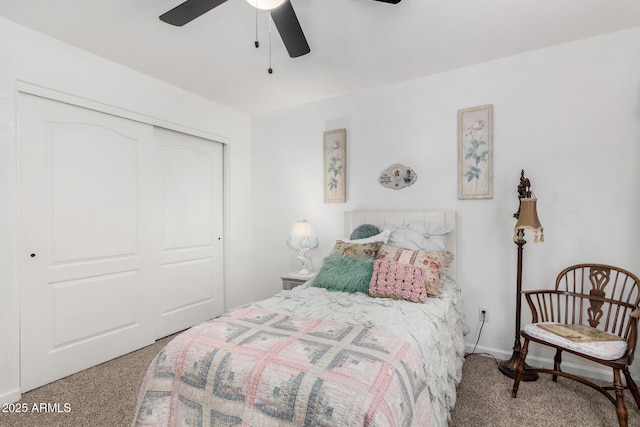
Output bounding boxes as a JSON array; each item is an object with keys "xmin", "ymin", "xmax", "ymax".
[{"xmin": 246, "ymin": 0, "xmax": 286, "ymax": 11}]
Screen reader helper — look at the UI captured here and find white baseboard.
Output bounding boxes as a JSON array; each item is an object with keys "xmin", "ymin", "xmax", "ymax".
[
  {"xmin": 0, "ymin": 387, "xmax": 21, "ymax": 405},
  {"xmin": 465, "ymin": 343, "xmax": 632, "ymax": 383}
]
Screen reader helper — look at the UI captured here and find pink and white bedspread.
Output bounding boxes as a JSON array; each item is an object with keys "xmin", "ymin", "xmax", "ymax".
[{"xmin": 133, "ymin": 307, "xmax": 433, "ymax": 427}]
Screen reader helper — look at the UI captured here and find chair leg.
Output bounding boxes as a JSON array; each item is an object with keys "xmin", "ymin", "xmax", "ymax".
[
  {"xmin": 623, "ymin": 367, "xmax": 640, "ymax": 409},
  {"xmin": 511, "ymin": 338, "xmax": 530, "ymax": 398},
  {"xmin": 614, "ymin": 368, "xmax": 629, "ymax": 427},
  {"xmin": 553, "ymin": 348, "xmax": 562, "ymax": 382}
]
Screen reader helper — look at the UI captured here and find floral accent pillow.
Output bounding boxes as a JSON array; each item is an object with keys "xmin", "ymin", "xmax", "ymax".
[
  {"xmin": 329, "ymin": 240, "xmax": 382, "ymax": 260},
  {"xmin": 369, "ymin": 259, "xmax": 428, "ymax": 302},
  {"xmin": 374, "ymin": 244, "xmax": 454, "ymax": 297}
]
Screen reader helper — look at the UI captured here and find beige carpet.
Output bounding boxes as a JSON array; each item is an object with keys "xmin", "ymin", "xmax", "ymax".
[
  {"xmin": 1, "ymin": 340, "xmax": 639, "ymax": 427},
  {"xmin": 0, "ymin": 335, "xmax": 173, "ymax": 427},
  {"xmin": 450, "ymin": 354, "xmax": 640, "ymax": 427}
]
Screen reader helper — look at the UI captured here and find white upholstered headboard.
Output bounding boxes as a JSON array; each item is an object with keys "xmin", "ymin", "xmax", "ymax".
[{"xmin": 344, "ymin": 210, "xmax": 457, "ymax": 280}]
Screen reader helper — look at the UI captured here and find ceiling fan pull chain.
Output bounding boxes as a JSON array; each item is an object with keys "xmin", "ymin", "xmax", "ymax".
[
  {"xmin": 268, "ymin": 11, "xmax": 273, "ymax": 74},
  {"xmin": 254, "ymin": 1, "xmax": 259, "ymax": 48}
]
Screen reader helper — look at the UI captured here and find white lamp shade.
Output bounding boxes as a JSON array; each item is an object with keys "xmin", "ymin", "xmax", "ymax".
[
  {"xmin": 246, "ymin": 0, "xmax": 286, "ymax": 10},
  {"xmin": 286, "ymin": 220, "xmax": 318, "ymax": 251}
]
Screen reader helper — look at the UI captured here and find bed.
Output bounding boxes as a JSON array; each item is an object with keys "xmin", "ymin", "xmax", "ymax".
[{"xmin": 132, "ymin": 210, "xmax": 468, "ymax": 426}]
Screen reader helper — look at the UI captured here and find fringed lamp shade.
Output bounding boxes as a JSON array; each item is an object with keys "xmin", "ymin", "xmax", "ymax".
[
  {"xmin": 286, "ymin": 220, "xmax": 318, "ymax": 275},
  {"xmin": 514, "ymin": 198, "xmax": 544, "ymax": 243},
  {"xmin": 286, "ymin": 220, "xmax": 318, "ymax": 251}
]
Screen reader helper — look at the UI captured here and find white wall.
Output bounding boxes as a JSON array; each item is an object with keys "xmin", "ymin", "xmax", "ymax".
[
  {"xmin": 251, "ymin": 27, "xmax": 640, "ymax": 377},
  {"xmin": 0, "ymin": 17, "xmax": 253, "ymax": 402},
  {"xmin": 2, "ymin": 16, "xmax": 639, "ymax": 405}
]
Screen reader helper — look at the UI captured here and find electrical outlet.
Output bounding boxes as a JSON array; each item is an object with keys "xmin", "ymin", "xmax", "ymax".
[{"xmin": 478, "ymin": 307, "xmax": 489, "ymax": 322}]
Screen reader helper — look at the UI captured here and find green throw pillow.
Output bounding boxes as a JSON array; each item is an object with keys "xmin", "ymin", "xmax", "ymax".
[
  {"xmin": 312, "ymin": 256, "xmax": 374, "ymax": 294},
  {"xmin": 350, "ymin": 224, "xmax": 380, "ymax": 240}
]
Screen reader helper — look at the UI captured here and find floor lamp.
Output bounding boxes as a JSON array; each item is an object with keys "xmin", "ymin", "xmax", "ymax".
[{"xmin": 498, "ymin": 170, "xmax": 544, "ymax": 381}]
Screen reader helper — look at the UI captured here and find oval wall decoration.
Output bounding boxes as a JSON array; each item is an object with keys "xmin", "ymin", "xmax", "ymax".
[{"xmin": 378, "ymin": 163, "xmax": 417, "ymax": 190}]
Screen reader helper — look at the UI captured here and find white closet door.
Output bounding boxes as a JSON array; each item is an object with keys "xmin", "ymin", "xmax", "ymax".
[
  {"xmin": 153, "ymin": 127, "xmax": 224, "ymax": 338},
  {"xmin": 18, "ymin": 93, "xmax": 156, "ymax": 392}
]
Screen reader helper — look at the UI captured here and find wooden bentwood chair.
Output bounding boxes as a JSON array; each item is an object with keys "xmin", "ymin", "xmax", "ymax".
[{"xmin": 511, "ymin": 264, "xmax": 640, "ymax": 427}]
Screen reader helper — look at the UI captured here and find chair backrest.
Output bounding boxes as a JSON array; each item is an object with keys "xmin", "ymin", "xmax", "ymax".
[{"xmin": 553, "ymin": 264, "xmax": 640, "ymax": 342}]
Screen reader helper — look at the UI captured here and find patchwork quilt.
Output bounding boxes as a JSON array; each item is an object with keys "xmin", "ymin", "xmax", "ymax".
[{"xmin": 133, "ymin": 307, "xmax": 433, "ymax": 426}]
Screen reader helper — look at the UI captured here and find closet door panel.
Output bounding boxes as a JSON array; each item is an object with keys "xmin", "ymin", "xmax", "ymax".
[
  {"xmin": 18, "ymin": 93, "xmax": 156, "ymax": 392},
  {"xmin": 154, "ymin": 127, "xmax": 224, "ymax": 338},
  {"xmin": 49, "ymin": 125, "xmax": 138, "ymax": 261}
]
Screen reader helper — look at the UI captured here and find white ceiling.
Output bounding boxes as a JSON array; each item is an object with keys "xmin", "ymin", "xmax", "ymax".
[{"xmin": 2, "ymin": 0, "xmax": 640, "ymax": 115}]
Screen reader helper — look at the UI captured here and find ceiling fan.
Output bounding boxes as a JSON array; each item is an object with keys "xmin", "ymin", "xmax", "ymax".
[{"xmin": 160, "ymin": 0, "xmax": 401, "ymax": 59}]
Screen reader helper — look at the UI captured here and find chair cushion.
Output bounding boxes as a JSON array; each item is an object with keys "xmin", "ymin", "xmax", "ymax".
[{"xmin": 524, "ymin": 323, "xmax": 628, "ymax": 361}]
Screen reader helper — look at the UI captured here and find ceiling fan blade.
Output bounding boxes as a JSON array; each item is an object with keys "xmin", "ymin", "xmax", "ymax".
[
  {"xmin": 160, "ymin": 0, "xmax": 229, "ymax": 26},
  {"xmin": 371, "ymin": 0, "xmax": 401, "ymax": 3},
  {"xmin": 270, "ymin": 1, "xmax": 310, "ymax": 58}
]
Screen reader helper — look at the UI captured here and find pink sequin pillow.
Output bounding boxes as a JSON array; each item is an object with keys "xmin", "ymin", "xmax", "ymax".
[
  {"xmin": 370, "ymin": 244, "xmax": 454, "ymax": 299},
  {"xmin": 369, "ymin": 259, "xmax": 429, "ymax": 302}
]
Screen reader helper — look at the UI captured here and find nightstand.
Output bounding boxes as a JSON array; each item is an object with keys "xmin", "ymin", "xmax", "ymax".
[{"xmin": 281, "ymin": 271, "xmax": 317, "ymax": 290}]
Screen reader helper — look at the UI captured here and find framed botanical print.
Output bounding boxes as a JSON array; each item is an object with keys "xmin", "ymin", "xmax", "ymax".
[
  {"xmin": 458, "ymin": 104, "xmax": 493, "ymax": 199},
  {"xmin": 323, "ymin": 129, "xmax": 346, "ymax": 203}
]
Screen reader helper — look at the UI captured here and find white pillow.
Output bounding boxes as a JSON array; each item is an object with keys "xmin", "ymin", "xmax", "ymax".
[
  {"xmin": 388, "ymin": 222, "xmax": 452, "ymax": 251},
  {"xmin": 340, "ymin": 229, "xmax": 391, "ymax": 244}
]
